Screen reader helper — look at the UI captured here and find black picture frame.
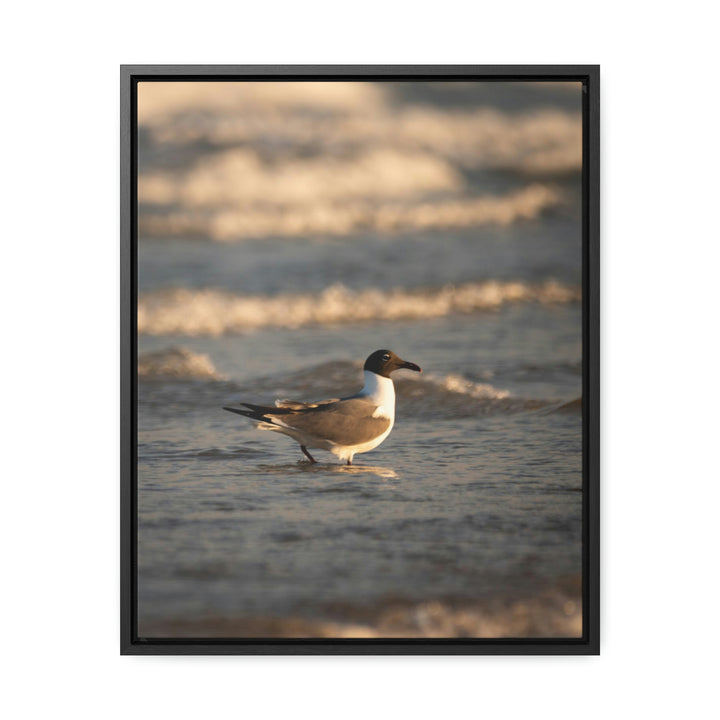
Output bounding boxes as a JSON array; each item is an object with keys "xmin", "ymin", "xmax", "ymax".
[{"xmin": 121, "ymin": 64, "xmax": 599, "ymax": 655}]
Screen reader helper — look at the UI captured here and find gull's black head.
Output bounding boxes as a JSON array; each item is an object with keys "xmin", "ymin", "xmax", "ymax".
[{"xmin": 364, "ymin": 349, "xmax": 422, "ymax": 378}]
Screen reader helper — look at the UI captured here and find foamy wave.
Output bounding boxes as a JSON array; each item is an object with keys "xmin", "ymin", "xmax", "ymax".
[
  {"xmin": 138, "ymin": 280, "xmax": 580, "ymax": 336},
  {"xmin": 323, "ymin": 108, "xmax": 581, "ymax": 175},
  {"xmin": 139, "ymin": 147, "xmax": 462, "ymax": 207},
  {"xmin": 139, "ymin": 578, "xmax": 582, "ymax": 638},
  {"xmin": 243, "ymin": 361, "xmax": 512, "ymax": 410},
  {"xmin": 137, "ymin": 347, "xmax": 223, "ymax": 379},
  {"xmin": 139, "ymin": 184, "xmax": 562, "ymax": 241},
  {"xmin": 422, "ymin": 373, "xmax": 510, "ymax": 400},
  {"xmin": 137, "ymin": 83, "xmax": 580, "ymax": 243},
  {"xmin": 138, "ymin": 81, "xmax": 388, "ymax": 124},
  {"xmin": 140, "ymin": 85, "xmax": 581, "ymax": 176},
  {"xmin": 395, "ymin": 372, "xmax": 553, "ymax": 417}
]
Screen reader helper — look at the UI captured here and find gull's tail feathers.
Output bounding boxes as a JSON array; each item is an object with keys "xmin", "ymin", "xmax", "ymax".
[
  {"xmin": 223, "ymin": 404, "xmax": 303, "ymax": 436},
  {"xmin": 223, "ymin": 403, "xmax": 298, "ymax": 430}
]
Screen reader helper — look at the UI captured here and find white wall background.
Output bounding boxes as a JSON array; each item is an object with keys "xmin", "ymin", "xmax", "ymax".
[{"xmin": 2, "ymin": 1, "xmax": 718, "ymax": 717}]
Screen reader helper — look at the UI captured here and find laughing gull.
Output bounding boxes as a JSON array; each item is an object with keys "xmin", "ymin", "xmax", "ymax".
[{"xmin": 223, "ymin": 349, "xmax": 421, "ymax": 465}]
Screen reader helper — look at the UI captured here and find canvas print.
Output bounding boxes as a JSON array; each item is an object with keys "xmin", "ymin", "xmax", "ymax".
[{"xmin": 136, "ymin": 80, "xmax": 584, "ymax": 639}]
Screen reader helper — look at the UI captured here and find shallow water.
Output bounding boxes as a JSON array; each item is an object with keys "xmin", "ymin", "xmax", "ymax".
[{"xmin": 136, "ymin": 80, "xmax": 583, "ymax": 638}]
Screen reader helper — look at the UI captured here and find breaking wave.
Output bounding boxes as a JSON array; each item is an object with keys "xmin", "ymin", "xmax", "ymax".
[
  {"xmin": 237, "ymin": 360, "xmax": 513, "ymax": 402},
  {"xmin": 138, "ymin": 575, "xmax": 582, "ymax": 638},
  {"xmin": 139, "ymin": 182, "xmax": 562, "ymax": 241},
  {"xmin": 138, "ymin": 81, "xmax": 581, "ymax": 176},
  {"xmin": 421, "ymin": 372, "xmax": 510, "ymax": 400},
  {"xmin": 137, "ymin": 346, "xmax": 223, "ymax": 380},
  {"xmin": 137, "ymin": 82, "xmax": 580, "ymax": 243},
  {"xmin": 137, "ymin": 355, "xmax": 577, "ymax": 421},
  {"xmin": 395, "ymin": 372, "xmax": 552, "ymax": 417},
  {"xmin": 137, "ymin": 81, "xmax": 388, "ymax": 124},
  {"xmin": 138, "ymin": 279, "xmax": 579, "ymax": 336},
  {"xmin": 139, "ymin": 147, "xmax": 462, "ymax": 208}
]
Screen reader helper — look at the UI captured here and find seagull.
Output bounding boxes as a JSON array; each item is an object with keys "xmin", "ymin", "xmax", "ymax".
[{"xmin": 223, "ymin": 349, "xmax": 422, "ymax": 465}]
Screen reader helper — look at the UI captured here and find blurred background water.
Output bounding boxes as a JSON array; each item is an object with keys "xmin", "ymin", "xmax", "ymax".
[{"xmin": 136, "ymin": 80, "xmax": 583, "ymax": 638}]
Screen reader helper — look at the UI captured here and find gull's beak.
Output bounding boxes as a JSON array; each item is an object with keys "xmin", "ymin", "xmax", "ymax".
[{"xmin": 399, "ymin": 359, "xmax": 422, "ymax": 373}]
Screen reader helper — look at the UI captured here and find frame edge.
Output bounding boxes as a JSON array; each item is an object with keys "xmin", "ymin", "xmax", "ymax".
[{"xmin": 119, "ymin": 65, "xmax": 600, "ymax": 656}]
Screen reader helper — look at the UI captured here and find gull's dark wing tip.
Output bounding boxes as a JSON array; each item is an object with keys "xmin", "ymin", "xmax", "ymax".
[
  {"xmin": 223, "ymin": 403, "xmax": 295, "ymax": 421},
  {"xmin": 223, "ymin": 406, "xmax": 253, "ymax": 417}
]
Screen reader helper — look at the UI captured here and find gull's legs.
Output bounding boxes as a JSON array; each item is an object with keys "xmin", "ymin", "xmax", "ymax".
[{"xmin": 301, "ymin": 446, "xmax": 317, "ymax": 464}]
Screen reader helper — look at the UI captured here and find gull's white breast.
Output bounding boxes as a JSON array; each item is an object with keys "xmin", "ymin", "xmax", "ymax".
[{"xmin": 327, "ymin": 371, "xmax": 396, "ymax": 461}]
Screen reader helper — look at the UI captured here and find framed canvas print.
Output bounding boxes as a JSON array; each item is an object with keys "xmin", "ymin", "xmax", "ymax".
[{"xmin": 121, "ymin": 65, "xmax": 599, "ymax": 655}]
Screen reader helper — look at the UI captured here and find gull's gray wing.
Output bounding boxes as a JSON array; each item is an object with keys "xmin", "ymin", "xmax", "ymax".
[
  {"xmin": 274, "ymin": 398, "xmax": 340, "ymax": 409},
  {"xmin": 271, "ymin": 397, "xmax": 390, "ymax": 446}
]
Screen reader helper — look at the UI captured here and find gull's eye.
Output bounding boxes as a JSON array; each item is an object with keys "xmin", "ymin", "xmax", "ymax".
[{"xmin": 382, "ymin": 353, "xmax": 390, "ymax": 361}]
